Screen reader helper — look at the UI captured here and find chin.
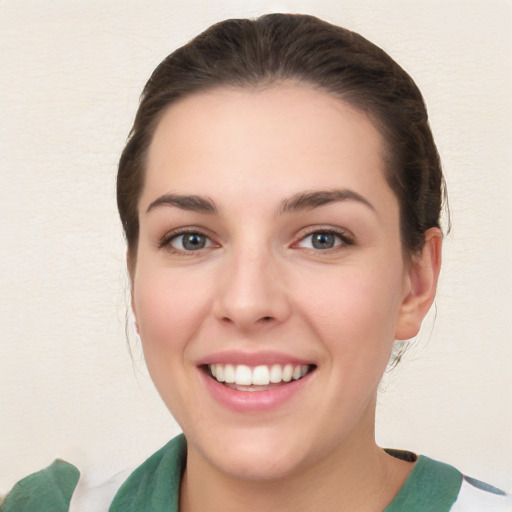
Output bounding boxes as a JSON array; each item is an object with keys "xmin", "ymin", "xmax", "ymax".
[
  {"xmin": 213, "ymin": 448, "xmax": 307, "ymax": 482},
  {"xmin": 191, "ymin": 426, "xmax": 315, "ymax": 482}
]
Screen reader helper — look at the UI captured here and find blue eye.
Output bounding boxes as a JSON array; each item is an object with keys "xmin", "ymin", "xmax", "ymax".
[
  {"xmin": 297, "ymin": 231, "xmax": 349, "ymax": 250},
  {"xmin": 311, "ymin": 232, "xmax": 337, "ymax": 249},
  {"xmin": 170, "ymin": 232, "xmax": 212, "ymax": 251}
]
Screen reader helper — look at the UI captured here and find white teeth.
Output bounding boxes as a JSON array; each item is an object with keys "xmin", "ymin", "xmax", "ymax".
[
  {"xmin": 224, "ymin": 364, "xmax": 235, "ymax": 383},
  {"xmin": 292, "ymin": 365, "xmax": 302, "ymax": 380},
  {"xmin": 235, "ymin": 365, "xmax": 252, "ymax": 385},
  {"xmin": 269, "ymin": 364, "xmax": 282, "ymax": 383},
  {"xmin": 282, "ymin": 364, "xmax": 293, "ymax": 382},
  {"xmin": 252, "ymin": 365, "xmax": 270, "ymax": 385},
  {"xmin": 208, "ymin": 363, "xmax": 312, "ymax": 387}
]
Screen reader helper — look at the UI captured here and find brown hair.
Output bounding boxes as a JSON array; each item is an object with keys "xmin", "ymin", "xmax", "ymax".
[{"xmin": 117, "ymin": 13, "xmax": 446, "ymax": 266}]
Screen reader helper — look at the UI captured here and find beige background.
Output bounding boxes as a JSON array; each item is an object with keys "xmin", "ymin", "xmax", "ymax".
[{"xmin": 1, "ymin": 0, "xmax": 511, "ymax": 494}]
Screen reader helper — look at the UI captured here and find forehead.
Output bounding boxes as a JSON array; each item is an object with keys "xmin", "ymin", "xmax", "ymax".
[{"xmin": 143, "ymin": 85, "xmax": 392, "ymax": 210}]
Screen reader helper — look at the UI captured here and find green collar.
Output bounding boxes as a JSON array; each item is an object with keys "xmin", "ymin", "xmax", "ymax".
[
  {"xmin": 111, "ymin": 435, "xmax": 462, "ymax": 512},
  {"xmin": 1, "ymin": 435, "xmax": 462, "ymax": 512},
  {"xmin": 383, "ymin": 452, "xmax": 462, "ymax": 511},
  {"xmin": 110, "ymin": 434, "xmax": 186, "ymax": 512}
]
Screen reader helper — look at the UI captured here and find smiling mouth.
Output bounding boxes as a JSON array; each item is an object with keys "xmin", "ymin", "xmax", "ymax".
[{"xmin": 206, "ymin": 363, "xmax": 316, "ymax": 391}]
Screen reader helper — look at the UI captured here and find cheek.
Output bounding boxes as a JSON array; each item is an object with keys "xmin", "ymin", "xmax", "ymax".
[
  {"xmin": 133, "ymin": 267, "xmax": 213, "ymax": 361},
  {"xmin": 132, "ymin": 267, "xmax": 214, "ymax": 420},
  {"xmin": 294, "ymin": 262, "xmax": 405, "ymax": 355}
]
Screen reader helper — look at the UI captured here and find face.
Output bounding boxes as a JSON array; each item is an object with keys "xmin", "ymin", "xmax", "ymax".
[{"xmin": 132, "ymin": 85, "xmax": 418, "ymax": 480}]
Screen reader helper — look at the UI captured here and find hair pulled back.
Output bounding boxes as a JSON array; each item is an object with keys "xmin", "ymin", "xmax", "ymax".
[{"xmin": 117, "ymin": 13, "xmax": 446, "ymax": 263}]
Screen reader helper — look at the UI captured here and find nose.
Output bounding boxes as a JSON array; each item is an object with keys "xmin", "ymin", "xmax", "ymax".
[{"xmin": 212, "ymin": 246, "xmax": 291, "ymax": 332}]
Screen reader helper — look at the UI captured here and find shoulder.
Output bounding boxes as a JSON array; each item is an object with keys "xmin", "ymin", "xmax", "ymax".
[
  {"xmin": 109, "ymin": 433, "xmax": 186, "ymax": 512},
  {"xmin": 384, "ymin": 451, "xmax": 511, "ymax": 512},
  {"xmin": 1, "ymin": 436, "xmax": 186, "ymax": 512},
  {"xmin": 0, "ymin": 460, "xmax": 79, "ymax": 512},
  {"xmin": 0, "ymin": 435, "xmax": 186, "ymax": 512}
]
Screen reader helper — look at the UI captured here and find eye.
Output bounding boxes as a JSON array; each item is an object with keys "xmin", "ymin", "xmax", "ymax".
[
  {"xmin": 296, "ymin": 230, "xmax": 352, "ymax": 251},
  {"xmin": 167, "ymin": 232, "xmax": 214, "ymax": 251}
]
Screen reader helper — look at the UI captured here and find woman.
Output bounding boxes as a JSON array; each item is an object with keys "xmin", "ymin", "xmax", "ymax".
[{"xmin": 2, "ymin": 13, "xmax": 509, "ymax": 512}]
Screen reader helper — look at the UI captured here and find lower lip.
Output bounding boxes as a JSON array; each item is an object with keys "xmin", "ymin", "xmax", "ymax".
[{"xmin": 200, "ymin": 369, "xmax": 314, "ymax": 413}]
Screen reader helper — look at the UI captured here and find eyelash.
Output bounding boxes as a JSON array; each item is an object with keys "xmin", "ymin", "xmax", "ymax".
[
  {"xmin": 159, "ymin": 226, "xmax": 354, "ymax": 255},
  {"xmin": 293, "ymin": 227, "xmax": 355, "ymax": 252},
  {"xmin": 159, "ymin": 227, "xmax": 217, "ymax": 255}
]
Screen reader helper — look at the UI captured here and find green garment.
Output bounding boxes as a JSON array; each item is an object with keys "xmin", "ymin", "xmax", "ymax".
[
  {"xmin": 383, "ymin": 451, "xmax": 461, "ymax": 511},
  {"xmin": 0, "ymin": 460, "xmax": 79, "ymax": 512},
  {"xmin": 109, "ymin": 435, "xmax": 186, "ymax": 511},
  {"xmin": 0, "ymin": 435, "xmax": 465, "ymax": 511}
]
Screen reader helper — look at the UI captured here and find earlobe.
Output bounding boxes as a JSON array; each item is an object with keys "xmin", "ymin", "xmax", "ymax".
[{"xmin": 395, "ymin": 228, "xmax": 443, "ymax": 340}]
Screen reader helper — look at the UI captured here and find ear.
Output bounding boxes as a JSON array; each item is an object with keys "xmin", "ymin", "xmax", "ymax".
[{"xmin": 395, "ymin": 227, "xmax": 443, "ymax": 340}]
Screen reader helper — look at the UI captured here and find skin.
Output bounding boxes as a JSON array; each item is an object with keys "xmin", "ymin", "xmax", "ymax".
[{"xmin": 131, "ymin": 85, "xmax": 442, "ymax": 511}]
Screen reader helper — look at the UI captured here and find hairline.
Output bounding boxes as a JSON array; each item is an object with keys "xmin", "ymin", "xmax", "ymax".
[{"xmin": 126, "ymin": 80, "xmax": 414, "ymax": 273}]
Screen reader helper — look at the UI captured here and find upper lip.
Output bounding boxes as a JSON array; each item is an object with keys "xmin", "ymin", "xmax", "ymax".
[{"xmin": 196, "ymin": 350, "xmax": 315, "ymax": 367}]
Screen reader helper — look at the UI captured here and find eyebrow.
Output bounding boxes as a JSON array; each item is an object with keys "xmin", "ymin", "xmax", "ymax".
[
  {"xmin": 146, "ymin": 193, "xmax": 218, "ymax": 214},
  {"xmin": 145, "ymin": 188, "xmax": 375, "ymax": 216},
  {"xmin": 278, "ymin": 189, "xmax": 376, "ymax": 214}
]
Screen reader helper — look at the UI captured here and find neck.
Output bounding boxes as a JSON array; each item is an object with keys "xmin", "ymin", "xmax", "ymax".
[{"xmin": 179, "ymin": 401, "xmax": 414, "ymax": 512}]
